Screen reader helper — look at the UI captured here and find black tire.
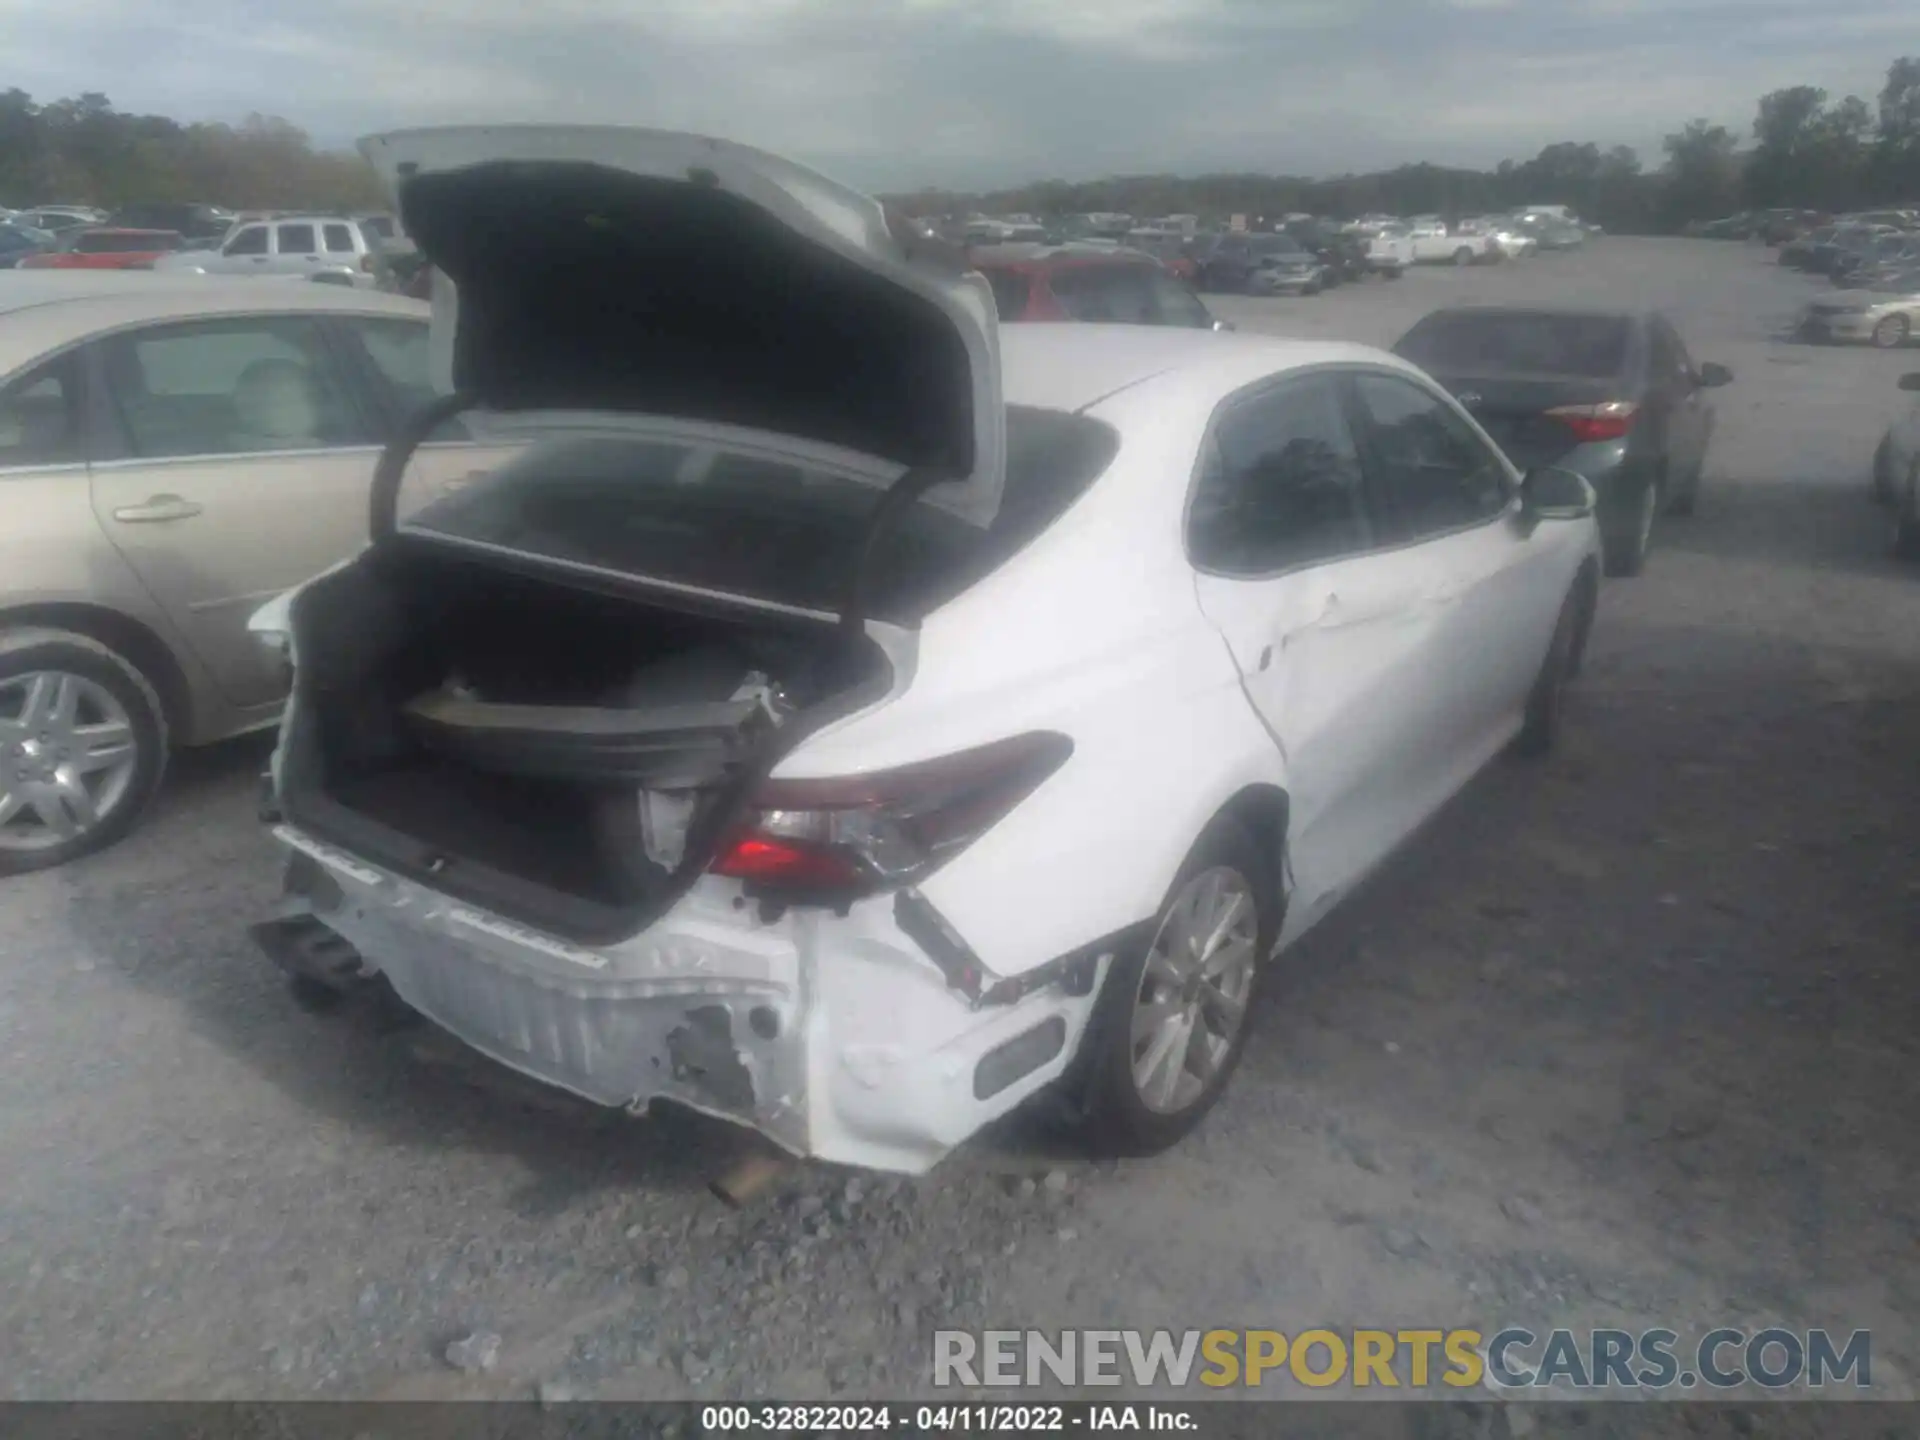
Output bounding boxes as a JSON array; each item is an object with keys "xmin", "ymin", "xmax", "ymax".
[
  {"xmin": 1515, "ymin": 582, "xmax": 1586, "ymax": 757},
  {"xmin": 1895, "ymin": 468, "xmax": 1920, "ymax": 562},
  {"xmin": 1872, "ymin": 435, "xmax": 1896, "ymax": 506},
  {"xmin": 1383, "ymin": 266, "xmax": 1403, "ymax": 280},
  {"xmin": 1602, "ymin": 476, "xmax": 1659, "ymax": 578},
  {"xmin": 1453, "ymin": 247, "xmax": 1475, "ymax": 267},
  {"xmin": 1076, "ymin": 818, "xmax": 1277, "ymax": 1157},
  {"xmin": 1872, "ymin": 314, "xmax": 1911, "ymax": 350},
  {"xmin": 0, "ymin": 627, "xmax": 169, "ymax": 875}
]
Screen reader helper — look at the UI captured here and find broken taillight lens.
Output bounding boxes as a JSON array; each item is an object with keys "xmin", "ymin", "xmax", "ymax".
[
  {"xmin": 710, "ymin": 732, "xmax": 1073, "ymax": 896},
  {"xmin": 1545, "ymin": 401, "xmax": 1638, "ymax": 443}
]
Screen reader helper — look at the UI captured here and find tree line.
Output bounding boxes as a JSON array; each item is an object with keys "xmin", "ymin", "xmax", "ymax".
[
  {"xmin": 3, "ymin": 57, "xmax": 1917, "ymax": 233},
  {"xmin": 0, "ymin": 90, "xmax": 383, "ymax": 213},
  {"xmin": 889, "ymin": 55, "xmax": 1920, "ymax": 234}
]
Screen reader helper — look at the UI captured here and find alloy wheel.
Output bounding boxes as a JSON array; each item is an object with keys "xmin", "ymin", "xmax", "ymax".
[
  {"xmin": 0, "ymin": 670, "xmax": 141, "ymax": 852},
  {"xmin": 1129, "ymin": 866, "xmax": 1259, "ymax": 1115},
  {"xmin": 1872, "ymin": 314, "xmax": 1910, "ymax": 350}
]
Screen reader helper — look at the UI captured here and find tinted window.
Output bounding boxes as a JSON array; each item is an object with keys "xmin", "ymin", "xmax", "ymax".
[
  {"xmin": 0, "ymin": 355, "xmax": 83, "ymax": 468},
  {"xmin": 322, "ymin": 224, "xmax": 356, "ymax": 253},
  {"xmin": 341, "ymin": 316, "xmax": 470, "ymax": 441},
  {"xmin": 101, "ymin": 318, "xmax": 368, "ymax": 458},
  {"xmin": 1394, "ymin": 311, "xmax": 1630, "ymax": 379},
  {"xmin": 981, "ymin": 268, "xmax": 1031, "ymax": 319},
  {"xmin": 276, "ymin": 223, "xmax": 317, "ymax": 254},
  {"xmin": 402, "ymin": 405, "xmax": 1118, "ymax": 623},
  {"xmin": 1353, "ymin": 374, "xmax": 1510, "ymax": 540},
  {"xmin": 1649, "ymin": 320, "xmax": 1689, "ymax": 382},
  {"xmin": 224, "ymin": 225, "xmax": 268, "ymax": 256},
  {"xmin": 359, "ymin": 216, "xmax": 396, "ymax": 241},
  {"xmin": 1189, "ymin": 376, "xmax": 1370, "ymax": 574},
  {"xmin": 1049, "ymin": 264, "xmax": 1211, "ymax": 327},
  {"xmin": 1146, "ymin": 271, "xmax": 1213, "ymax": 327}
]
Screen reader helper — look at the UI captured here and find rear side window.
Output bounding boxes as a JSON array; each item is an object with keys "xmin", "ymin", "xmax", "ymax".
[
  {"xmin": 338, "ymin": 316, "xmax": 469, "ymax": 441},
  {"xmin": 223, "ymin": 226, "xmax": 268, "ymax": 256},
  {"xmin": 276, "ymin": 223, "xmax": 317, "ymax": 254},
  {"xmin": 0, "ymin": 354, "xmax": 83, "ymax": 468},
  {"xmin": 100, "ymin": 317, "xmax": 369, "ymax": 458},
  {"xmin": 1394, "ymin": 311, "xmax": 1630, "ymax": 379},
  {"xmin": 323, "ymin": 224, "xmax": 356, "ymax": 253},
  {"xmin": 1351, "ymin": 374, "xmax": 1510, "ymax": 540},
  {"xmin": 1189, "ymin": 375, "xmax": 1370, "ymax": 574}
]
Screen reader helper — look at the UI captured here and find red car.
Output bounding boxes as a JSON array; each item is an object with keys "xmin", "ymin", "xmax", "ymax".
[
  {"xmin": 967, "ymin": 242, "xmax": 1220, "ymax": 327},
  {"xmin": 18, "ymin": 227, "xmax": 187, "ymax": 270}
]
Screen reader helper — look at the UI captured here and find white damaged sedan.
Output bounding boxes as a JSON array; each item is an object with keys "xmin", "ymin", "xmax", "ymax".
[{"xmin": 250, "ymin": 126, "xmax": 1603, "ymax": 1175}]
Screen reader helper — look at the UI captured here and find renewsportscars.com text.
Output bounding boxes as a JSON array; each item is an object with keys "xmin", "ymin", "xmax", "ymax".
[{"xmin": 933, "ymin": 1328, "xmax": 1872, "ymax": 1391}]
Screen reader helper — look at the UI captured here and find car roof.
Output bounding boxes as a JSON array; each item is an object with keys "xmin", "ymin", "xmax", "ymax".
[
  {"xmin": 1000, "ymin": 324, "xmax": 1410, "ymax": 415},
  {"xmin": 0, "ymin": 276, "xmax": 428, "ymax": 377},
  {"xmin": 970, "ymin": 242, "xmax": 1156, "ymax": 269}
]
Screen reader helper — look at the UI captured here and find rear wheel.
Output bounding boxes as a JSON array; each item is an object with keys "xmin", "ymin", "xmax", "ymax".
[
  {"xmin": 1603, "ymin": 479, "xmax": 1659, "ymax": 577},
  {"xmin": 1873, "ymin": 314, "xmax": 1911, "ymax": 350},
  {"xmin": 1077, "ymin": 820, "xmax": 1275, "ymax": 1157},
  {"xmin": 1895, "ymin": 467, "xmax": 1920, "ymax": 562},
  {"xmin": 1453, "ymin": 247, "xmax": 1475, "ymax": 267},
  {"xmin": 0, "ymin": 628, "xmax": 168, "ymax": 875},
  {"xmin": 1872, "ymin": 435, "xmax": 1897, "ymax": 505},
  {"xmin": 1515, "ymin": 582, "xmax": 1587, "ymax": 757}
]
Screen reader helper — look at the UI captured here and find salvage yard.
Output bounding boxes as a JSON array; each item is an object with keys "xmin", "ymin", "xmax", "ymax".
[{"xmin": 3, "ymin": 237, "xmax": 1918, "ymax": 1404}]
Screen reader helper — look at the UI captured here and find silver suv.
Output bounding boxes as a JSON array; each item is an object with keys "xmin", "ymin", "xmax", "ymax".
[{"xmin": 155, "ymin": 215, "xmax": 383, "ymax": 285}]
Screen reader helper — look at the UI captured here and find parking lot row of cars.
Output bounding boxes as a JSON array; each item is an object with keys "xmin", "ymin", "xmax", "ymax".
[{"xmin": 0, "ymin": 127, "xmax": 1815, "ymax": 1187}]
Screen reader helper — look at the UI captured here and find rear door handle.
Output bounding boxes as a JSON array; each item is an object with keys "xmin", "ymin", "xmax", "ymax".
[{"xmin": 113, "ymin": 494, "xmax": 204, "ymax": 523}]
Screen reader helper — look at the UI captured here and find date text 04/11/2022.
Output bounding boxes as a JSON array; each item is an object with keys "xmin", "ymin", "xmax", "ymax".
[{"xmin": 697, "ymin": 1403, "xmax": 1199, "ymax": 1431}]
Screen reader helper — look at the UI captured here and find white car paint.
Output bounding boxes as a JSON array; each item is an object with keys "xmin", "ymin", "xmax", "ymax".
[
  {"xmin": 255, "ymin": 129, "xmax": 1602, "ymax": 1176},
  {"xmin": 1409, "ymin": 228, "xmax": 1501, "ymax": 265}
]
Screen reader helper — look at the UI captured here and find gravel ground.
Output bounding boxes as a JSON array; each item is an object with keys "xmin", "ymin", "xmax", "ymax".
[{"xmin": 2, "ymin": 238, "xmax": 1917, "ymax": 1422}]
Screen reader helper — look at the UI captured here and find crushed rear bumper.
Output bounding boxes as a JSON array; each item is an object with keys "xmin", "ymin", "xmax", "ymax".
[{"xmin": 253, "ymin": 824, "xmax": 1109, "ymax": 1173}]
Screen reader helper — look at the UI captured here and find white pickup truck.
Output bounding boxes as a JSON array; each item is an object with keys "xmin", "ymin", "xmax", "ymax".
[
  {"xmin": 1407, "ymin": 223, "xmax": 1502, "ymax": 266},
  {"xmin": 1358, "ymin": 224, "xmax": 1415, "ymax": 277}
]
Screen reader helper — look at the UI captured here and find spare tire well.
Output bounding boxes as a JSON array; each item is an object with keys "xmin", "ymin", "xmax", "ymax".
[{"xmin": 0, "ymin": 604, "xmax": 192, "ymax": 739}]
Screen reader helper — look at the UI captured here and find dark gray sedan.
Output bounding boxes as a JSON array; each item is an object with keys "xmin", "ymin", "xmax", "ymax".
[{"xmin": 1393, "ymin": 306, "xmax": 1732, "ymax": 576}]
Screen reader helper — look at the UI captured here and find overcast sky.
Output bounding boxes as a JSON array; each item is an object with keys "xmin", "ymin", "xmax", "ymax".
[{"xmin": 6, "ymin": 0, "xmax": 1910, "ymax": 190}]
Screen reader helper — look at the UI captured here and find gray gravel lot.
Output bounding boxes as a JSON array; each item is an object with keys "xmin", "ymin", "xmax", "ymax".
[{"xmin": 2, "ymin": 239, "xmax": 1918, "ymax": 1415}]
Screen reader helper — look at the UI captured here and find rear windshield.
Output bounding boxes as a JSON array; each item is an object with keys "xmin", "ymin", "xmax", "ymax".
[
  {"xmin": 405, "ymin": 405, "xmax": 1121, "ymax": 624},
  {"xmin": 1394, "ymin": 310, "xmax": 1631, "ymax": 379}
]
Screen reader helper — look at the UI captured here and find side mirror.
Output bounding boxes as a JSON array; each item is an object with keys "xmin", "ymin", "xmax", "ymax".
[
  {"xmin": 1520, "ymin": 465, "xmax": 1596, "ymax": 521},
  {"xmin": 1697, "ymin": 362, "xmax": 1733, "ymax": 387},
  {"xmin": 1900, "ymin": 373, "xmax": 1920, "ymax": 393}
]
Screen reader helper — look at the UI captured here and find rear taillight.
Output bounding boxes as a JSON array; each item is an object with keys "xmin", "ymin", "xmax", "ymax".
[
  {"xmin": 1546, "ymin": 401, "xmax": 1638, "ymax": 443},
  {"xmin": 710, "ymin": 732, "xmax": 1072, "ymax": 898}
]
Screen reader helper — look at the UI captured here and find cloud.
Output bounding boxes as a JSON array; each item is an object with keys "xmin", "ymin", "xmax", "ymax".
[{"xmin": 4, "ymin": 0, "xmax": 1908, "ymax": 189}]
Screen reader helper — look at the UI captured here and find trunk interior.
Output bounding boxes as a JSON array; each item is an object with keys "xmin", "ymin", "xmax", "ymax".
[{"xmin": 277, "ymin": 534, "xmax": 890, "ymax": 939}]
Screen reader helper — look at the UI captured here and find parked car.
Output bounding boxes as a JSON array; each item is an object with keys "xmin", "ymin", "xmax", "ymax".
[
  {"xmin": 17, "ymin": 228, "xmax": 187, "ymax": 270},
  {"xmin": 1281, "ymin": 220, "xmax": 1369, "ymax": 283},
  {"xmin": 1686, "ymin": 213, "xmax": 1755, "ymax": 240},
  {"xmin": 1760, "ymin": 209, "xmax": 1828, "ymax": 245},
  {"xmin": 1832, "ymin": 233, "xmax": 1920, "ymax": 286},
  {"xmin": 1393, "ymin": 306, "xmax": 1732, "ymax": 576},
  {"xmin": 1246, "ymin": 239, "xmax": 1330, "ymax": 295},
  {"xmin": 967, "ymin": 243, "xmax": 1220, "ymax": 327},
  {"xmin": 1879, "ymin": 374, "xmax": 1920, "ymax": 557},
  {"xmin": 155, "ymin": 214, "xmax": 384, "ymax": 285},
  {"xmin": 1527, "ymin": 220, "xmax": 1588, "ymax": 252},
  {"xmin": 243, "ymin": 124, "xmax": 1603, "ymax": 1178},
  {"xmin": 1356, "ymin": 223, "xmax": 1413, "ymax": 278},
  {"xmin": 0, "ymin": 274, "xmax": 516, "ymax": 872},
  {"xmin": 1121, "ymin": 231, "xmax": 1200, "ymax": 282},
  {"xmin": 1779, "ymin": 225, "xmax": 1835, "ymax": 269},
  {"xmin": 104, "ymin": 203, "xmax": 235, "ymax": 245},
  {"xmin": 1798, "ymin": 270, "xmax": 1920, "ymax": 349},
  {"xmin": 1803, "ymin": 224, "xmax": 1892, "ymax": 277},
  {"xmin": 11, "ymin": 207, "xmax": 104, "ymax": 237},
  {"xmin": 1408, "ymin": 226, "xmax": 1502, "ymax": 266},
  {"xmin": 1192, "ymin": 232, "xmax": 1316, "ymax": 292},
  {"xmin": 0, "ymin": 222, "xmax": 56, "ymax": 268}
]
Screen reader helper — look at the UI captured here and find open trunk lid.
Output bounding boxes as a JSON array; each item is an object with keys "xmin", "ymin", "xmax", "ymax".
[{"xmin": 357, "ymin": 125, "xmax": 1006, "ymax": 529}]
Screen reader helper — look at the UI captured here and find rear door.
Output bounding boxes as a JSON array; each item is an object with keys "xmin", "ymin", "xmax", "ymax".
[
  {"xmin": 86, "ymin": 313, "xmax": 428, "ymax": 708},
  {"xmin": 1188, "ymin": 372, "xmax": 1454, "ymax": 934},
  {"xmin": 270, "ymin": 221, "xmax": 324, "ymax": 276},
  {"xmin": 1345, "ymin": 370, "xmax": 1573, "ymax": 776}
]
